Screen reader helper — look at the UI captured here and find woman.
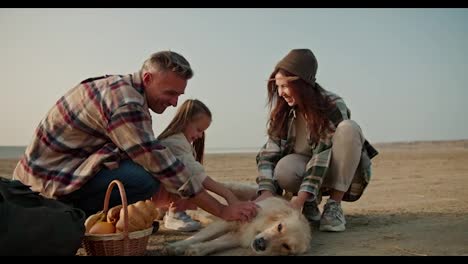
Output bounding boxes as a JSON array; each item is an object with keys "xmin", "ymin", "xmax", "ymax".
[{"xmin": 255, "ymin": 49, "xmax": 378, "ymax": 232}]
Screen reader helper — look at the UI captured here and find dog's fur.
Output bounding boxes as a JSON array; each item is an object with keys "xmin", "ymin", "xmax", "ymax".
[{"xmin": 164, "ymin": 183, "xmax": 312, "ymax": 256}]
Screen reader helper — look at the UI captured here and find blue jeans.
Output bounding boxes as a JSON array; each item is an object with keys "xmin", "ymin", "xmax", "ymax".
[{"xmin": 59, "ymin": 160, "xmax": 159, "ymax": 217}]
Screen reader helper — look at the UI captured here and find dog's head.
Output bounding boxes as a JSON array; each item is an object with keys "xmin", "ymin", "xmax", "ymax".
[{"xmin": 250, "ymin": 199, "xmax": 312, "ymax": 255}]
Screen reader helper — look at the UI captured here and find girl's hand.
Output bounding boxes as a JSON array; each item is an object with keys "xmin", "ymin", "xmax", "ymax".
[
  {"xmin": 227, "ymin": 196, "xmax": 241, "ymax": 205},
  {"xmin": 220, "ymin": 201, "xmax": 258, "ymax": 222}
]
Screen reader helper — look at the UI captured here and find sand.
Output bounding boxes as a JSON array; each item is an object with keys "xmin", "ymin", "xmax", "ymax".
[{"xmin": 1, "ymin": 140, "xmax": 467, "ymax": 256}]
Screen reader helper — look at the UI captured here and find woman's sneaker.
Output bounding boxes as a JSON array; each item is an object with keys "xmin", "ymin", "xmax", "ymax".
[
  {"xmin": 302, "ymin": 201, "xmax": 321, "ymax": 222},
  {"xmin": 164, "ymin": 211, "xmax": 201, "ymax": 232},
  {"xmin": 319, "ymin": 199, "xmax": 346, "ymax": 232}
]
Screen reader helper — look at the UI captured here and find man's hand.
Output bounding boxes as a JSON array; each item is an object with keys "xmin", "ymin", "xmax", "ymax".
[
  {"xmin": 254, "ymin": 190, "xmax": 274, "ymax": 203},
  {"xmin": 220, "ymin": 201, "xmax": 258, "ymax": 222}
]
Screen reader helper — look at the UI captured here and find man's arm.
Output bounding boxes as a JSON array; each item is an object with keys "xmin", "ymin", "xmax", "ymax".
[
  {"xmin": 106, "ymin": 103, "xmax": 257, "ymax": 221},
  {"xmin": 106, "ymin": 103, "xmax": 201, "ymax": 198}
]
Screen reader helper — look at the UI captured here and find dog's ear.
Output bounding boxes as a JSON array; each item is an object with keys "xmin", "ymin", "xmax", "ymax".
[
  {"xmin": 266, "ymin": 213, "xmax": 280, "ymax": 223},
  {"xmin": 265, "ymin": 206, "xmax": 295, "ymax": 223},
  {"xmin": 265, "ymin": 208, "xmax": 286, "ymax": 222}
]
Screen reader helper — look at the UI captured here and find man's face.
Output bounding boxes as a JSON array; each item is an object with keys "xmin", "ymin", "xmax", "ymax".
[{"xmin": 143, "ymin": 71, "xmax": 187, "ymax": 114}]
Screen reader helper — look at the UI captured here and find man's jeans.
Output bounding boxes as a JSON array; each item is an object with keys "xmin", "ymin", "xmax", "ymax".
[{"xmin": 59, "ymin": 159, "xmax": 159, "ymax": 216}]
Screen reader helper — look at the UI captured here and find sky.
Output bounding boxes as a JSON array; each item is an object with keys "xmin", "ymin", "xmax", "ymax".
[{"xmin": 0, "ymin": 8, "xmax": 467, "ymax": 151}]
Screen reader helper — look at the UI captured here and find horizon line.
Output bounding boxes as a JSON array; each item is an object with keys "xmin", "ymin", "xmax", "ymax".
[{"xmin": 1, "ymin": 138, "xmax": 467, "ymax": 149}]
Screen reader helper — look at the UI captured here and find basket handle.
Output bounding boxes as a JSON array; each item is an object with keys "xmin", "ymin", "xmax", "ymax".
[{"xmin": 103, "ymin": 180, "xmax": 129, "ymax": 237}]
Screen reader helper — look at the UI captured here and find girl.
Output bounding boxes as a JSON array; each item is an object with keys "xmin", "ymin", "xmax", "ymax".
[{"xmin": 154, "ymin": 99, "xmax": 242, "ymax": 231}]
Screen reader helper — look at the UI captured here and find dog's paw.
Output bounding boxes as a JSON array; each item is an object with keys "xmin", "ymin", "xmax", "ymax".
[
  {"xmin": 162, "ymin": 243, "xmax": 188, "ymax": 256},
  {"xmin": 184, "ymin": 245, "xmax": 204, "ymax": 256}
]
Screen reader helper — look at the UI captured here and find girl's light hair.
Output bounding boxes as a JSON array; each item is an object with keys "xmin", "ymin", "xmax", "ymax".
[
  {"xmin": 141, "ymin": 51, "xmax": 193, "ymax": 80},
  {"xmin": 158, "ymin": 99, "xmax": 212, "ymax": 164}
]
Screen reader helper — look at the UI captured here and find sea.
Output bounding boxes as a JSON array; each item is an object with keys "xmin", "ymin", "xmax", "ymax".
[
  {"xmin": 0, "ymin": 146, "xmax": 26, "ymax": 159},
  {"xmin": 0, "ymin": 146, "xmax": 259, "ymax": 159}
]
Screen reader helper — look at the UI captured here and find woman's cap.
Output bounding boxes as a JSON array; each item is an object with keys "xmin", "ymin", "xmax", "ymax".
[{"xmin": 273, "ymin": 49, "xmax": 318, "ymax": 86}]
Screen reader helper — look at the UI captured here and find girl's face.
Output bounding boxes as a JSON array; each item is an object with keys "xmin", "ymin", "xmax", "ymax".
[
  {"xmin": 183, "ymin": 113, "xmax": 211, "ymax": 143},
  {"xmin": 274, "ymin": 71, "xmax": 298, "ymax": 107}
]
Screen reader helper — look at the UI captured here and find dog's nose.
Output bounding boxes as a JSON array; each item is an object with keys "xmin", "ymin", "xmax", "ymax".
[{"xmin": 253, "ymin": 237, "xmax": 266, "ymax": 251}]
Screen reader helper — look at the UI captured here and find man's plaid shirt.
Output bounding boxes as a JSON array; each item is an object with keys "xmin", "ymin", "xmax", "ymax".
[{"xmin": 13, "ymin": 72, "xmax": 202, "ymax": 199}]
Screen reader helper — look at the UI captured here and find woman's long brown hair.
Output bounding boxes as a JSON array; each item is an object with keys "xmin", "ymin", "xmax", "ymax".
[
  {"xmin": 158, "ymin": 99, "xmax": 212, "ymax": 164},
  {"xmin": 267, "ymin": 69, "xmax": 337, "ymax": 143}
]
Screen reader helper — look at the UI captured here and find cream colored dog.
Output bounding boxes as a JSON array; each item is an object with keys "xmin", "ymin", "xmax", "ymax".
[{"xmin": 164, "ymin": 194, "xmax": 312, "ymax": 256}]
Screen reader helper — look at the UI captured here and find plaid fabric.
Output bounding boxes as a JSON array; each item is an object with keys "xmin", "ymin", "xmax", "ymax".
[
  {"xmin": 256, "ymin": 91, "xmax": 378, "ymax": 202},
  {"xmin": 13, "ymin": 72, "xmax": 202, "ymax": 199}
]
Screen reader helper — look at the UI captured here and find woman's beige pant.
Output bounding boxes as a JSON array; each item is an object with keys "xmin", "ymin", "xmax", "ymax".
[{"xmin": 274, "ymin": 120, "xmax": 365, "ymax": 195}]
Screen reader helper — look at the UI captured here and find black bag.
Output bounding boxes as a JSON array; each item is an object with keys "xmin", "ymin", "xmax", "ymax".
[{"xmin": 0, "ymin": 178, "xmax": 86, "ymax": 256}]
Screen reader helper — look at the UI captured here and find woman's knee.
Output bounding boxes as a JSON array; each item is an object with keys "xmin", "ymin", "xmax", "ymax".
[
  {"xmin": 274, "ymin": 154, "xmax": 308, "ymax": 193},
  {"xmin": 274, "ymin": 170, "xmax": 296, "ymax": 192},
  {"xmin": 334, "ymin": 120, "xmax": 363, "ymax": 146}
]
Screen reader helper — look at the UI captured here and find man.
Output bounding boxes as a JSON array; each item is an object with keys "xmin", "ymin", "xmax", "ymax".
[{"xmin": 13, "ymin": 51, "xmax": 257, "ymax": 222}]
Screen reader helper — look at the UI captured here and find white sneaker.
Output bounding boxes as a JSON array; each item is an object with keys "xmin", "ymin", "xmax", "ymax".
[
  {"xmin": 164, "ymin": 211, "xmax": 201, "ymax": 232},
  {"xmin": 155, "ymin": 208, "xmax": 166, "ymax": 221}
]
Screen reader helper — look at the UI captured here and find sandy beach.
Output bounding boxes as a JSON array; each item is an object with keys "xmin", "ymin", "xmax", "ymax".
[{"xmin": 1, "ymin": 140, "xmax": 468, "ymax": 256}]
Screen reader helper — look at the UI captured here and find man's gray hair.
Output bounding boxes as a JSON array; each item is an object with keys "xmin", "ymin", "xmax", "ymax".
[{"xmin": 141, "ymin": 51, "xmax": 193, "ymax": 80}]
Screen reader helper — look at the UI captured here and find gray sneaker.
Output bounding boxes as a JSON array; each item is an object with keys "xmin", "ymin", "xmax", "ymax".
[
  {"xmin": 319, "ymin": 199, "xmax": 346, "ymax": 232},
  {"xmin": 302, "ymin": 201, "xmax": 321, "ymax": 222}
]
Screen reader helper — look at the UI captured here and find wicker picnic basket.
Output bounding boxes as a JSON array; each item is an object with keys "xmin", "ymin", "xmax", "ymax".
[{"xmin": 82, "ymin": 180, "xmax": 153, "ymax": 256}]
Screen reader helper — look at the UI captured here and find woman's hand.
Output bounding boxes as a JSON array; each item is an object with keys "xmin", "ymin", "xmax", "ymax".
[
  {"xmin": 289, "ymin": 191, "xmax": 310, "ymax": 210},
  {"xmin": 254, "ymin": 190, "xmax": 274, "ymax": 203},
  {"xmin": 289, "ymin": 196, "xmax": 305, "ymax": 210}
]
